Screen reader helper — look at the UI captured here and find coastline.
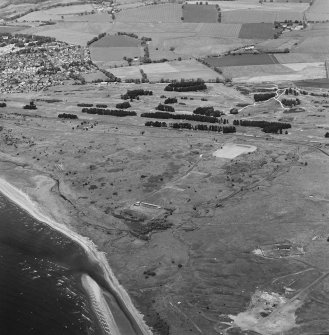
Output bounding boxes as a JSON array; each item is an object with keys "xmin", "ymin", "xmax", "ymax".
[{"xmin": 0, "ymin": 176, "xmax": 153, "ymax": 335}]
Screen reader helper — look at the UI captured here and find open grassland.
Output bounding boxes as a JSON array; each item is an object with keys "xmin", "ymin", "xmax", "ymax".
[
  {"xmin": 182, "ymin": 4, "xmax": 218, "ymax": 23},
  {"xmin": 306, "ymin": 0, "xmax": 329, "ymax": 22},
  {"xmin": 116, "ymin": 4, "xmax": 182, "ymax": 23},
  {"xmin": 2, "ymin": 82, "xmax": 329, "ymax": 335},
  {"xmin": 239, "ymin": 23, "xmax": 274, "ymax": 39},
  {"xmin": 91, "ymin": 35, "xmax": 140, "ymax": 48}
]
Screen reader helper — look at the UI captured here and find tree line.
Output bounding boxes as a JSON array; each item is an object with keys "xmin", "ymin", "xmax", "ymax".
[
  {"xmin": 116, "ymin": 101, "xmax": 131, "ymax": 109},
  {"xmin": 87, "ymin": 33, "xmax": 106, "ymax": 46},
  {"xmin": 0, "ymin": 102, "xmax": 6, "ymax": 107},
  {"xmin": 193, "ymin": 106, "xmax": 223, "ymax": 117},
  {"xmin": 145, "ymin": 121, "xmax": 236, "ymax": 133},
  {"xmin": 164, "ymin": 97, "xmax": 177, "ymax": 104},
  {"xmin": 233, "ymin": 119, "xmax": 291, "ymax": 134},
  {"xmin": 81, "ymin": 108, "xmax": 136, "ymax": 117},
  {"xmin": 156, "ymin": 104, "xmax": 175, "ymax": 112},
  {"xmin": 58, "ymin": 113, "xmax": 78, "ymax": 119},
  {"xmin": 164, "ymin": 80, "xmax": 207, "ymax": 92},
  {"xmin": 77, "ymin": 103, "xmax": 93, "ymax": 107},
  {"xmin": 121, "ymin": 89, "xmax": 153, "ymax": 100},
  {"xmin": 141, "ymin": 111, "xmax": 220, "ymax": 123}
]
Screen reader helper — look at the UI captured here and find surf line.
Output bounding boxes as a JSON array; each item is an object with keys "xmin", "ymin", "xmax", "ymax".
[{"xmin": 0, "ymin": 177, "xmax": 152, "ymax": 335}]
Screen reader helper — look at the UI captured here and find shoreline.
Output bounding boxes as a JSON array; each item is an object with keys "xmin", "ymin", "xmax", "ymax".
[{"xmin": 0, "ymin": 177, "xmax": 152, "ymax": 335}]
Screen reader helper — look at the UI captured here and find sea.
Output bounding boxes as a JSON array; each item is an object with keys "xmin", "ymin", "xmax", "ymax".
[{"xmin": 0, "ymin": 192, "xmax": 102, "ymax": 335}]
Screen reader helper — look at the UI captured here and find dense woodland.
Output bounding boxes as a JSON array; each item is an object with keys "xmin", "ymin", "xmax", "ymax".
[
  {"xmin": 254, "ymin": 92, "xmax": 276, "ymax": 102},
  {"xmin": 281, "ymin": 98, "xmax": 301, "ymax": 107},
  {"xmin": 164, "ymin": 97, "xmax": 177, "ymax": 104}
]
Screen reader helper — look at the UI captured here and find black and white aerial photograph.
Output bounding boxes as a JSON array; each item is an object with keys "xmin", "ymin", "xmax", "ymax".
[{"xmin": 0, "ymin": 0, "xmax": 329, "ymax": 334}]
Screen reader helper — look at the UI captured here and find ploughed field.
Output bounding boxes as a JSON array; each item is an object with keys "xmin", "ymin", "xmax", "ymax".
[{"xmin": 205, "ymin": 54, "xmax": 280, "ymax": 67}]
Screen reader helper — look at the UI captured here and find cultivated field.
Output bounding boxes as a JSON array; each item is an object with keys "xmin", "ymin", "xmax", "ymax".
[
  {"xmin": 222, "ymin": 9, "xmax": 305, "ymax": 23},
  {"xmin": 91, "ymin": 35, "xmax": 140, "ymax": 48},
  {"xmin": 109, "ymin": 59, "xmax": 221, "ymax": 82},
  {"xmin": 17, "ymin": 4, "xmax": 94, "ymax": 21},
  {"xmin": 90, "ymin": 47, "xmax": 142, "ymax": 67},
  {"xmin": 182, "ymin": 4, "xmax": 218, "ymax": 23},
  {"xmin": 0, "ymin": 25, "xmax": 28, "ymax": 33},
  {"xmin": 305, "ymin": 0, "xmax": 329, "ymax": 22},
  {"xmin": 228, "ymin": 62, "xmax": 326, "ymax": 83},
  {"xmin": 256, "ymin": 38, "xmax": 300, "ymax": 52},
  {"xmin": 115, "ymin": 4, "xmax": 182, "ymax": 23},
  {"xmin": 293, "ymin": 36, "xmax": 329, "ymax": 54},
  {"xmin": 238, "ymin": 23, "xmax": 274, "ymax": 39},
  {"xmin": 275, "ymin": 53, "xmax": 329, "ymax": 64},
  {"xmin": 205, "ymin": 54, "xmax": 279, "ymax": 67},
  {"xmin": 21, "ymin": 21, "xmax": 114, "ymax": 45}
]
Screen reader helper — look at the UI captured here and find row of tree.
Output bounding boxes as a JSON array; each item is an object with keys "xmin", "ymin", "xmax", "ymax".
[
  {"xmin": 58, "ymin": 113, "xmax": 78, "ymax": 119},
  {"xmin": 164, "ymin": 97, "xmax": 177, "ymax": 104},
  {"xmin": 77, "ymin": 103, "xmax": 93, "ymax": 107},
  {"xmin": 121, "ymin": 89, "xmax": 153, "ymax": 100},
  {"xmin": 164, "ymin": 80, "xmax": 207, "ymax": 92},
  {"xmin": 0, "ymin": 102, "xmax": 6, "ymax": 107},
  {"xmin": 145, "ymin": 121, "xmax": 236, "ymax": 133},
  {"xmin": 116, "ymin": 101, "xmax": 131, "ymax": 109},
  {"xmin": 141, "ymin": 112, "xmax": 219, "ymax": 123},
  {"xmin": 87, "ymin": 33, "xmax": 106, "ymax": 46},
  {"xmin": 193, "ymin": 106, "xmax": 223, "ymax": 117},
  {"xmin": 156, "ymin": 104, "xmax": 175, "ymax": 112},
  {"xmin": 254, "ymin": 92, "xmax": 276, "ymax": 102},
  {"xmin": 81, "ymin": 108, "xmax": 136, "ymax": 117},
  {"xmin": 233, "ymin": 119, "xmax": 291, "ymax": 134}
]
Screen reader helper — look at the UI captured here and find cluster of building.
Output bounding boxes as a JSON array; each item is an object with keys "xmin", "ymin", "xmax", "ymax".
[{"xmin": 0, "ymin": 36, "xmax": 97, "ymax": 93}]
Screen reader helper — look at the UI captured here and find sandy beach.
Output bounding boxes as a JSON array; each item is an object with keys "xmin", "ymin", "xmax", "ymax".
[{"xmin": 0, "ymin": 177, "xmax": 152, "ymax": 335}]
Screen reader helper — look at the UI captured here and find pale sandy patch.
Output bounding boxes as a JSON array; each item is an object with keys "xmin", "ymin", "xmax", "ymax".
[{"xmin": 213, "ymin": 143, "xmax": 257, "ymax": 159}]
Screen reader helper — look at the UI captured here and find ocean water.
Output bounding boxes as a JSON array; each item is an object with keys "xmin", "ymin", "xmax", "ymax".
[{"xmin": 0, "ymin": 193, "xmax": 102, "ymax": 335}]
